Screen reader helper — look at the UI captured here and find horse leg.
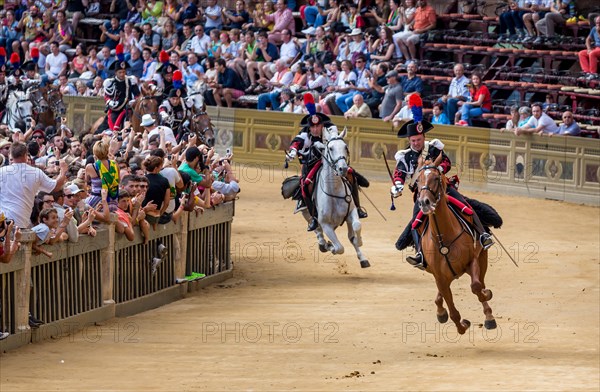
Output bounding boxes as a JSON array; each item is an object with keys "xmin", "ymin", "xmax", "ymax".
[
  {"xmin": 435, "ymin": 291, "xmax": 448, "ymax": 323},
  {"xmin": 435, "ymin": 278, "xmax": 470, "ymax": 334},
  {"xmin": 468, "ymin": 251, "xmax": 492, "ymax": 303},
  {"xmin": 320, "ymin": 223, "xmax": 344, "ymax": 255},
  {"xmin": 347, "ymin": 213, "xmax": 369, "ymax": 268},
  {"xmin": 302, "ymin": 210, "xmax": 329, "ymax": 252},
  {"xmin": 478, "ymin": 252, "xmax": 496, "ymax": 329}
]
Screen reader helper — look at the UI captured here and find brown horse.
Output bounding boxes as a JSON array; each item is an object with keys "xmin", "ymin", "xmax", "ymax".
[
  {"xmin": 90, "ymin": 82, "xmax": 159, "ymax": 134},
  {"xmin": 189, "ymin": 111, "xmax": 215, "ymax": 147},
  {"xmin": 415, "ymin": 155, "xmax": 496, "ymax": 335},
  {"xmin": 33, "ymin": 85, "xmax": 66, "ymax": 127}
]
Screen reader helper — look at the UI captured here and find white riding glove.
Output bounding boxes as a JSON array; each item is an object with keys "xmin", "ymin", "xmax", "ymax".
[
  {"xmin": 390, "ymin": 181, "xmax": 404, "ymax": 198},
  {"xmin": 286, "ymin": 148, "xmax": 297, "ymax": 161},
  {"xmin": 108, "ymin": 100, "xmax": 119, "ymax": 109},
  {"xmin": 160, "ymin": 111, "xmax": 169, "ymax": 121}
]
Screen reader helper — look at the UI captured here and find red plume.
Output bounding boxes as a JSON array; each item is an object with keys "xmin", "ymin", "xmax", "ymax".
[
  {"xmin": 173, "ymin": 70, "xmax": 182, "ymax": 82},
  {"xmin": 303, "ymin": 93, "xmax": 316, "ymax": 116},
  {"xmin": 116, "ymin": 44, "xmax": 123, "ymax": 55},
  {"xmin": 10, "ymin": 53, "xmax": 20, "ymax": 64},
  {"xmin": 0, "ymin": 47, "xmax": 7, "ymax": 57},
  {"xmin": 159, "ymin": 50, "xmax": 169, "ymax": 64},
  {"xmin": 408, "ymin": 93, "xmax": 422, "ymax": 108},
  {"xmin": 31, "ymin": 47, "xmax": 39, "ymax": 58}
]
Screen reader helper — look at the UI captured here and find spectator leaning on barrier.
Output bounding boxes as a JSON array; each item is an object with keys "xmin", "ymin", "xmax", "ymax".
[
  {"xmin": 514, "ymin": 103, "xmax": 558, "ymax": 136},
  {"xmin": 344, "ymin": 93, "xmax": 372, "ymax": 119},
  {"xmin": 553, "ymin": 110, "xmax": 581, "ymax": 136},
  {"xmin": 0, "ymin": 142, "xmax": 68, "ymax": 229}
]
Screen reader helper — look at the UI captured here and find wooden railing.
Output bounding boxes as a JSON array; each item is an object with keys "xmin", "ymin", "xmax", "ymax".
[{"xmin": 0, "ymin": 204, "xmax": 234, "ymax": 352}]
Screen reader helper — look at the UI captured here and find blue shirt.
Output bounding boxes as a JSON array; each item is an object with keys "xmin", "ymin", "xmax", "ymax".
[
  {"xmin": 432, "ymin": 113, "xmax": 450, "ymax": 125},
  {"xmin": 256, "ymin": 43, "xmax": 280, "ymax": 62},
  {"xmin": 400, "ymin": 75, "xmax": 423, "ymax": 95},
  {"xmin": 589, "ymin": 27, "xmax": 600, "ymax": 47},
  {"xmin": 555, "ymin": 122, "xmax": 581, "ymax": 136}
]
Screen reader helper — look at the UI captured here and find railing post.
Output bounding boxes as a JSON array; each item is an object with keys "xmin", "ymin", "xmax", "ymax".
[
  {"xmin": 101, "ymin": 215, "xmax": 117, "ymax": 304},
  {"xmin": 175, "ymin": 212, "xmax": 189, "ymax": 279},
  {"xmin": 14, "ymin": 232, "xmax": 36, "ymax": 331}
]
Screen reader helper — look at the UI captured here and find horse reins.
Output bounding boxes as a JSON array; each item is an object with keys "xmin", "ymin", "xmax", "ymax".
[{"xmin": 318, "ymin": 137, "xmax": 353, "ymax": 226}]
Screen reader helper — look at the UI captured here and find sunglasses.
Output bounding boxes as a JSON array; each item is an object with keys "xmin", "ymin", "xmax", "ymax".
[
  {"xmin": 32, "ymin": 135, "xmax": 44, "ymax": 139},
  {"xmin": 65, "ymin": 194, "xmax": 76, "ymax": 198},
  {"xmin": 43, "ymin": 199, "xmax": 54, "ymax": 203}
]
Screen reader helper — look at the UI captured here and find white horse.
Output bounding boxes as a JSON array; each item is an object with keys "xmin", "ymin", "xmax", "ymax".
[
  {"xmin": 302, "ymin": 127, "xmax": 370, "ymax": 268},
  {"xmin": 1, "ymin": 90, "xmax": 34, "ymax": 129},
  {"xmin": 186, "ymin": 84, "xmax": 206, "ymax": 113}
]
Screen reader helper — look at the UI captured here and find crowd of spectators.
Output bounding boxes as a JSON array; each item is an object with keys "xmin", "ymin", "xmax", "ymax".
[{"xmin": 1, "ymin": 0, "xmax": 598, "ymax": 133}]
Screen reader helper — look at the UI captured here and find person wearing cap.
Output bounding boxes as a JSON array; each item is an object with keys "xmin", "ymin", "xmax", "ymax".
[
  {"xmin": 64, "ymin": 183, "xmax": 97, "ymax": 236},
  {"xmin": 20, "ymin": 61, "xmax": 41, "ymax": 90},
  {"xmin": 159, "ymin": 85, "xmax": 190, "ymax": 136},
  {"xmin": 335, "ymin": 28, "xmax": 367, "ymax": 63},
  {"xmin": 99, "ymin": 51, "xmax": 140, "ymax": 133},
  {"xmin": 391, "ymin": 98, "xmax": 495, "ymax": 269},
  {"xmin": 379, "ymin": 69, "xmax": 404, "ymax": 121},
  {"xmin": 286, "ymin": 94, "xmax": 368, "ymax": 231},
  {"xmin": 140, "ymin": 113, "xmax": 178, "ymax": 146}
]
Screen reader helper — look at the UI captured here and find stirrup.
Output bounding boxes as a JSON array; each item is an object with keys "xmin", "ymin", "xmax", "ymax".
[
  {"xmin": 307, "ymin": 217, "xmax": 318, "ymax": 232},
  {"xmin": 357, "ymin": 207, "xmax": 368, "ymax": 219},
  {"xmin": 406, "ymin": 252, "xmax": 425, "ymax": 270},
  {"xmin": 294, "ymin": 200, "xmax": 307, "ymax": 214},
  {"xmin": 480, "ymin": 233, "xmax": 494, "ymax": 250}
]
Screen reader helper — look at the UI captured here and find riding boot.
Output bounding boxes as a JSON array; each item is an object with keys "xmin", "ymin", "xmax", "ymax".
[
  {"xmin": 472, "ymin": 212, "xmax": 494, "ymax": 250},
  {"xmin": 406, "ymin": 229, "xmax": 426, "ymax": 270},
  {"xmin": 305, "ymin": 195, "xmax": 318, "ymax": 232},
  {"xmin": 351, "ymin": 182, "xmax": 368, "ymax": 219}
]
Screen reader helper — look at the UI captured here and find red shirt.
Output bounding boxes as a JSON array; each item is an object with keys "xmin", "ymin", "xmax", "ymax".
[{"xmin": 472, "ymin": 85, "xmax": 492, "ymax": 111}]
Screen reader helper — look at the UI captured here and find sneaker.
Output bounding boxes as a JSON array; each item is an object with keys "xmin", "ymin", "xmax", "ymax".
[
  {"xmin": 301, "ymin": 26, "xmax": 316, "ymax": 35},
  {"xmin": 456, "ymin": 120, "xmax": 469, "ymax": 126},
  {"xmin": 480, "ymin": 233, "xmax": 494, "ymax": 250},
  {"xmin": 245, "ymin": 83, "xmax": 257, "ymax": 94},
  {"xmin": 0, "ymin": 331, "xmax": 9, "ymax": 340},
  {"xmin": 158, "ymin": 242, "xmax": 168, "ymax": 260},
  {"xmin": 151, "ymin": 257, "xmax": 163, "ymax": 276}
]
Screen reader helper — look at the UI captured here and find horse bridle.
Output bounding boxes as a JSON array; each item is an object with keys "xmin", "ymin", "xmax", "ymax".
[
  {"xmin": 323, "ymin": 136, "xmax": 350, "ymax": 175},
  {"xmin": 132, "ymin": 95, "xmax": 158, "ymax": 120},
  {"xmin": 46, "ymin": 88, "xmax": 65, "ymax": 115},
  {"xmin": 28, "ymin": 88, "xmax": 48, "ymax": 114},
  {"xmin": 190, "ymin": 112, "xmax": 213, "ymax": 144},
  {"xmin": 417, "ymin": 164, "xmax": 443, "ymax": 208}
]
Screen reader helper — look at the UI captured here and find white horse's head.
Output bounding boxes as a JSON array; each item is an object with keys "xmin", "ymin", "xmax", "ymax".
[
  {"xmin": 185, "ymin": 89, "xmax": 205, "ymax": 112},
  {"xmin": 325, "ymin": 127, "xmax": 349, "ymax": 177},
  {"xmin": 6, "ymin": 90, "xmax": 34, "ymax": 129}
]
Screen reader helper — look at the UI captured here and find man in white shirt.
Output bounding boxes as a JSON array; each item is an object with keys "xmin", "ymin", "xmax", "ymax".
[
  {"xmin": 0, "ymin": 142, "xmax": 68, "ymax": 228},
  {"xmin": 278, "ymin": 29, "xmax": 299, "ymax": 66},
  {"xmin": 43, "ymin": 42, "xmax": 67, "ymax": 86},
  {"xmin": 514, "ymin": 103, "xmax": 558, "ymax": 136},
  {"xmin": 440, "ymin": 63, "xmax": 470, "ymax": 124},
  {"xmin": 191, "ymin": 25, "xmax": 211, "ymax": 58},
  {"xmin": 257, "ymin": 60, "xmax": 294, "ymax": 110},
  {"xmin": 203, "ymin": 0, "xmax": 222, "ymax": 33}
]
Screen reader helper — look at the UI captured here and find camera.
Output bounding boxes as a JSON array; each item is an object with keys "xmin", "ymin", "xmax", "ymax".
[{"xmin": 117, "ymin": 132, "xmax": 123, "ymax": 142}]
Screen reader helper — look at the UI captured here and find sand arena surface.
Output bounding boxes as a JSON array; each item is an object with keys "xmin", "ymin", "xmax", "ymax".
[{"xmin": 0, "ymin": 171, "xmax": 598, "ymax": 391}]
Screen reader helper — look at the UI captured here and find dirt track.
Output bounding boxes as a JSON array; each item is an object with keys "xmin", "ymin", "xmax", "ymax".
[{"xmin": 0, "ymin": 170, "xmax": 599, "ymax": 391}]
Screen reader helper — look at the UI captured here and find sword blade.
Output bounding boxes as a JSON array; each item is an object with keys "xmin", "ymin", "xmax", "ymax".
[
  {"xmin": 492, "ymin": 232, "xmax": 519, "ymax": 267},
  {"xmin": 359, "ymin": 187, "xmax": 387, "ymax": 221}
]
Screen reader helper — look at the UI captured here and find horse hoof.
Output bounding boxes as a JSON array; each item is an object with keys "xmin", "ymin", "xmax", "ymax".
[
  {"xmin": 360, "ymin": 260, "xmax": 370, "ymax": 268},
  {"xmin": 484, "ymin": 319, "xmax": 497, "ymax": 330},
  {"xmin": 462, "ymin": 319, "xmax": 471, "ymax": 329},
  {"xmin": 437, "ymin": 311, "xmax": 449, "ymax": 324},
  {"xmin": 483, "ymin": 289, "xmax": 493, "ymax": 301},
  {"xmin": 318, "ymin": 243, "xmax": 328, "ymax": 253}
]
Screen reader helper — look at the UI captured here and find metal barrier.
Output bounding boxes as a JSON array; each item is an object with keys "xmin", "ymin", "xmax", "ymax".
[{"xmin": 0, "ymin": 204, "xmax": 235, "ymax": 352}]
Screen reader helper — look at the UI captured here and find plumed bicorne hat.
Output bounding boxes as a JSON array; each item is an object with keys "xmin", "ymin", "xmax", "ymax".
[
  {"xmin": 300, "ymin": 93, "xmax": 330, "ymax": 127},
  {"xmin": 397, "ymin": 94, "xmax": 434, "ymax": 138}
]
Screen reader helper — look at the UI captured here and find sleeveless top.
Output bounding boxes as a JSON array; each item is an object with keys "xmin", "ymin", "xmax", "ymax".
[{"xmin": 95, "ymin": 159, "xmax": 120, "ymax": 202}]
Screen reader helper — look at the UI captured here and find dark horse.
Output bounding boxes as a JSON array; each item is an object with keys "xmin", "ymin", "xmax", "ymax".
[
  {"xmin": 91, "ymin": 82, "xmax": 158, "ymax": 134},
  {"xmin": 188, "ymin": 111, "xmax": 215, "ymax": 147},
  {"xmin": 415, "ymin": 155, "xmax": 496, "ymax": 335},
  {"xmin": 36, "ymin": 85, "xmax": 67, "ymax": 127}
]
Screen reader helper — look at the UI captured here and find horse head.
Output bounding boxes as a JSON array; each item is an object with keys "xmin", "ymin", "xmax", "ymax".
[
  {"xmin": 191, "ymin": 112, "xmax": 215, "ymax": 147},
  {"xmin": 416, "ymin": 154, "xmax": 446, "ymax": 215},
  {"xmin": 324, "ymin": 126, "xmax": 349, "ymax": 177},
  {"xmin": 186, "ymin": 89, "xmax": 206, "ymax": 113},
  {"xmin": 27, "ymin": 86, "xmax": 49, "ymax": 114},
  {"xmin": 46, "ymin": 86, "xmax": 67, "ymax": 117}
]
